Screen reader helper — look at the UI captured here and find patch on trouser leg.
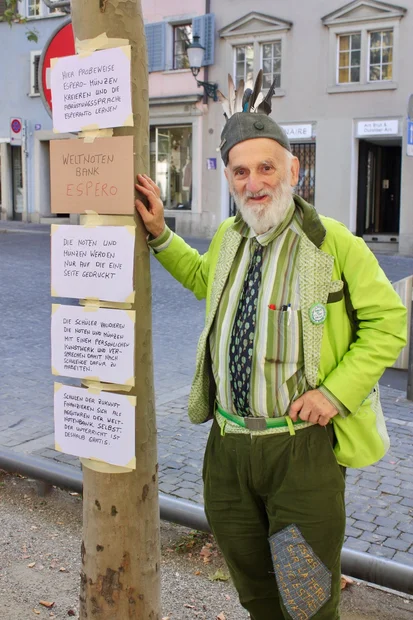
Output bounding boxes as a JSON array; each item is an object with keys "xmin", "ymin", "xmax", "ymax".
[{"xmin": 269, "ymin": 524, "xmax": 331, "ymax": 620}]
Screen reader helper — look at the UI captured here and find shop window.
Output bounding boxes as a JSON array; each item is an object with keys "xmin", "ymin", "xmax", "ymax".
[{"xmin": 150, "ymin": 126, "xmax": 192, "ymax": 211}]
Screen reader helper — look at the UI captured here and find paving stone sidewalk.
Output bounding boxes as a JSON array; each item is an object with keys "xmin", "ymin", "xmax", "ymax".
[
  {"xmin": 19, "ymin": 384, "xmax": 413, "ymax": 567},
  {"xmin": 1, "ymin": 229, "xmax": 413, "ymax": 568}
]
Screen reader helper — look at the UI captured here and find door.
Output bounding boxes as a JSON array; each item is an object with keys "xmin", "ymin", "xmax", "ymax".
[
  {"xmin": 357, "ymin": 140, "xmax": 401, "ymax": 237},
  {"xmin": 11, "ymin": 146, "xmax": 23, "ymax": 221}
]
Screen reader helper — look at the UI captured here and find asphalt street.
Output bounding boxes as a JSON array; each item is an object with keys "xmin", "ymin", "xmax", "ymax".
[{"xmin": 1, "ymin": 224, "xmax": 413, "ymax": 567}]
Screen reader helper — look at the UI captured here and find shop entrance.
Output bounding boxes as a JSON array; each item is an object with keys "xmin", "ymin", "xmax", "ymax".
[
  {"xmin": 11, "ymin": 146, "xmax": 24, "ymax": 221},
  {"xmin": 357, "ymin": 139, "xmax": 401, "ymax": 239}
]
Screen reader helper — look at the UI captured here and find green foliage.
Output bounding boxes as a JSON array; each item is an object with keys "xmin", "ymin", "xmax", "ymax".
[
  {"xmin": 1, "ymin": 0, "xmax": 22, "ymax": 24},
  {"xmin": 0, "ymin": 0, "xmax": 39, "ymax": 42},
  {"xmin": 26, "ymin": 28, "xmax": 39, "ymax": 42}
]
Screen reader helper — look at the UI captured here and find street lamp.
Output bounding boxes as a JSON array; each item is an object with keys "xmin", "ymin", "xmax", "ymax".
[{"xmin": 186, "ymin": 35, "xmax": 218, "ymax": 102}]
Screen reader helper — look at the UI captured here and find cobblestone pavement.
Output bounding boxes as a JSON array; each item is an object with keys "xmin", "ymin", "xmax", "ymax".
[{"xmin": 1, "ymin": 225, "xmax": 413, "ymax": 566}]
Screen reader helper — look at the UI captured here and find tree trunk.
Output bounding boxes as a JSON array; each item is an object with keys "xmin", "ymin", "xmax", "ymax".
[{"xmin": 70, "ymin": 1, "xmax": 161, "ymax": 618}]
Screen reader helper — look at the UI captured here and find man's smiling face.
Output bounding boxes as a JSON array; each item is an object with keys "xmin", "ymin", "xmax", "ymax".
[{"xmin": 225, "ymin": 138, "xmax": 300, "ymax": 234}]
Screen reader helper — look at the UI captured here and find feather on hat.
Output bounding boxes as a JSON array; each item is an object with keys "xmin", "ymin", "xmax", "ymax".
[{"xmin": 218, "ymin": 72, "xmax": 291, "ymax": 164}]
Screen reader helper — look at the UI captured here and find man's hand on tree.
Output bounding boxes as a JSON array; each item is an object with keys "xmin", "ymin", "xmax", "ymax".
[
  {"xmin": 135, "ymin": 174, "xmax": 165, "ymax": 238},
  {"xmin": 289, "ymin": 390, "xmax": 338, "ymax": 427}
]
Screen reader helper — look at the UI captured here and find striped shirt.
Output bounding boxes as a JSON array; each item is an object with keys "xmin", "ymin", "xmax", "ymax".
[
  {"xmin": 147, "ymin": 206, "xmax": 348, "ymax": 429},
  {"xmin": 209, "ymin": 202, "xmax": 310, "ymax": 419}
]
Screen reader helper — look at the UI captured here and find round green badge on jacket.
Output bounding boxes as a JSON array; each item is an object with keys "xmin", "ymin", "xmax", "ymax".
[{"xmin": 309, "ymin": 303, "xmax": 327, "ymax": 325}]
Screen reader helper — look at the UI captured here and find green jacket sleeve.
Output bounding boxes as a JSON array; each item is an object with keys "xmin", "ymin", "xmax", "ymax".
[
  {"xmin": 322, "ymin": 228, "xmax": 407, "ymax": 413},
  {"xmin": 152, "ymin": 231, "xmax": 211, "ymax": 300},
  {"xmin": 151, "ymin": 219, "xmax": 234, "ymax": 302}
]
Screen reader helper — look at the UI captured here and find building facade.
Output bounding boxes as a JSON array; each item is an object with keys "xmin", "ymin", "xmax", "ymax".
[
  {"xmin": 205, "ymin": 0, "xmax": 413, "ymax": 253},
  {"xmin": 0, "ymin": 0, "xmax": 219, "ymax": 236},
  {"xmin": 0, "ymin": 1, "xmax": 68, "ymax": 223},
  {"xmin": 1, "ymin": 0, "xmax": 413, "ymax": 253}
]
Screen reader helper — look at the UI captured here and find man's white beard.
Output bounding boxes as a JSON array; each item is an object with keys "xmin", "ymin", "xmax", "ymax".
[{"xmin": 233, "ymin": 181, "xmax": 294, "ymax": 235}]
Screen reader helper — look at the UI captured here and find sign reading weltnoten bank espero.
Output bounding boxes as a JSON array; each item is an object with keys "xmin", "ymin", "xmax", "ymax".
[
  {"xmin": 357, "ymin": 120, "xmax": 399, "ymax": 137},
  {"xmin": 50, "ymin": 136, "xmax": 134, "ymax": 214}
]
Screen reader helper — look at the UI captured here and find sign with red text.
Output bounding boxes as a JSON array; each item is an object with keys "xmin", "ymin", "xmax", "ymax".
[
  {"xmin": 50, "ymin": 136, "xmax": 134, "ymax": 214},
  {"xmin": 50, "ymin": 45, "xmax": 133, "ymax": 133}
]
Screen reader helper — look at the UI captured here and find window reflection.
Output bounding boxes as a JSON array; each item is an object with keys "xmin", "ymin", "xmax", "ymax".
[{"xmin": 150, "ymin": 126, "xmax": 192, "ymax": 210}]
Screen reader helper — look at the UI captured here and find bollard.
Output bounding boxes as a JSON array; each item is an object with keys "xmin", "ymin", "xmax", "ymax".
[{"xmin": 392, "ymin": 275, "xmax": 413, "ymax": 373}]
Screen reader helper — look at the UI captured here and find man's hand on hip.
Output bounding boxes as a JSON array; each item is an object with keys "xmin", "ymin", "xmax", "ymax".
[
  {"xmin": 289, "ymin": 390, "xmax": 338, "ymax": 427},
  {"xmin": 135, "ymin": 174, "xmax": 165, "ymax": 238}
]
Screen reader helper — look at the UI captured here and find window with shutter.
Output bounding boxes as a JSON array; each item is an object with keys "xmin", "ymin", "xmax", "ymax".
[
  {"xmin": 145, "ymin": 22, "xmax": 167, "ymax": 73},
  {"xmin": 192, "ymin": 14, "xmax": 215, "ymax": 66}
]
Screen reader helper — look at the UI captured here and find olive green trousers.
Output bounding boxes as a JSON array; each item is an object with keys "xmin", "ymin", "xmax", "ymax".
[{"xmin": 203, "ymin": 421, "xmax": 346, "ymax": 620}]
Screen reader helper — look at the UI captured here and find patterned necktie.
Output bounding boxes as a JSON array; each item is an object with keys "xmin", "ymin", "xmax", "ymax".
[{"xmin": 229, "ymin": 239, "xmax": 265, "ymax": 416}]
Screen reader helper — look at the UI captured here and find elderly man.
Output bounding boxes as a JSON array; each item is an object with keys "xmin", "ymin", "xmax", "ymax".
[{"xmin": 135, "ymin": 78, "xmax": 406, "ymax": 620}]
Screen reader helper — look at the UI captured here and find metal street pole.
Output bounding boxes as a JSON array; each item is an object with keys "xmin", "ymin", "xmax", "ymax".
[
  {"xmin": 69, "ymin": 1, "xmax": 161, "ymax": 617},
  {"xmin": 406, "ymin": 299, "xmax": 413, "ymax": 400}
]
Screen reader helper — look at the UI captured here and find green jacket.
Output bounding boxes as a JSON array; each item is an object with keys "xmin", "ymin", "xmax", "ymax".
[{"xmin": 155, "ymin": 196, "xmax": 407, "ymax": 466}]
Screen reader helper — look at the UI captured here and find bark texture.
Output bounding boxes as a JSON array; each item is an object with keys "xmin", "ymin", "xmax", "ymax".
[{"xmin": 70, "ymin": 1, "xmax": 160, "ymax": 618}]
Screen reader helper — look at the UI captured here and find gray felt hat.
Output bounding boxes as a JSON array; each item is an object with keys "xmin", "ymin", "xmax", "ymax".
[
  {"xmin": 218, "ymin": 71, "xmax": 291, "ymax": 165},
  {"xmin": 220, "ymin": 112, "xmax": 291, "ymax": 166}
]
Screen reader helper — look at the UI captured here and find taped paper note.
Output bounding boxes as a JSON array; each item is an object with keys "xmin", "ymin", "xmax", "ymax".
[
  {"xmin": 54, "ymin": 383, "xmax": 136, "ymax": 468},
  {"xmin": 51, "ymin": 304, "xmax": 135, "ymax": 385},
  {"xmin": 51, "ymin": 46, "xmax": 133, "ymax": 133},
  {"xmin": 49, "ymin": 136, "xmax": 134, "ymax": 215},
  {"xmin": 51, "ymin": 224, "xmax": 135, "ymax": 302}
]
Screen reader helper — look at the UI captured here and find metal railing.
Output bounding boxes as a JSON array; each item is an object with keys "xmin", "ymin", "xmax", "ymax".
[{"xmin": 1, "ymin": 447, "xmax": 412, "ymax": 596}]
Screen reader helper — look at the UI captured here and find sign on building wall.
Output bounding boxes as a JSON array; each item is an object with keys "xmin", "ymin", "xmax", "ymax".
[
  {"xmin": 49, "ymin": 136, "xmax": 134, "ymax": 214},
  {"xmin": 50, "ymin": 46, "xmax": 133, "ymax": 133},
  {"xmin": 357, "ymin": 120, "xmax": 399, "ymax": 137},
  {"xmin": 280, "ymin": 124, "xmax": 313, "ymax": 140},
  {"xmin": 407, "ymin": 120, "xmax": 413, "ymax": 157},
  {"xmin": 10, "ymin": 117, "xmax": 23, "ymax": 146}
]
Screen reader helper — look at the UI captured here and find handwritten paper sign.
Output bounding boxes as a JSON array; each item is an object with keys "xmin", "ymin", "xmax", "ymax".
[
  {"xmin": 51, "ymin": 46, "xmax": 133, "ymax": 133},
  {"xmin": 54, "ymin": 383, "xmax": 136, "ymax": 468},
  {"xmin": 51, "ymin": 225, "xmax": 135, "ymax": 302},
  {"xmin": 50, "ymin": 136, "xmax": 134, "ymax": 214},
  {"xmin": 51, "ymin": 305, "xmax": 135, "ymax": 385}
]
